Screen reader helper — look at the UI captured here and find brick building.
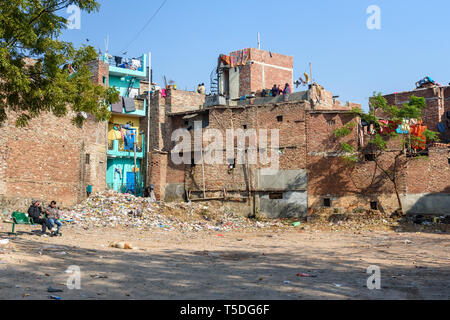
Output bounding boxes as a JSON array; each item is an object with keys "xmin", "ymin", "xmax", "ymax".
[
  {"xmin": 148, "ymin": 49, "xmax": 449, "ymax": 217},
  {"xmin": 383, "ymin": 84, "xmax": 450, "ymax": 143},
  {"xmin": 215, "ymin": 48, "xmax": 293, "ymax": 100},
  {"xmin": 0, "ymin": 110, "xmax": 108, "ymax": 212},
  {"xmin": 0, "ymin": 54, "xmax": 151, "ymax": 212}
]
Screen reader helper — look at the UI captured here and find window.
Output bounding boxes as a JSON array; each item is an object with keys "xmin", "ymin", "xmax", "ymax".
[
  {"xmin": 323, "ymin": 198, "xmax": 331, "ymax": 207},
  {"xmin": 327, "ymin": 120, "xmax": 336, "ymax": 126},
  {"xmin": 269, "ymin": 193, "xmax": 283, "ymax": 200},
  {"xmin": 85, "ymin": 154, "xmax": 90, "ymax": 164},
  {"xmin": 370, "ymin": 201, "xmax": 379, "ymax": 210},
  {"xmin": 277, "ymin": 115, "xmax": 283, "ymax": 122},
  {"xmin": 243, "ymin": 125, "xmax": 247, "ymax": 129},
  {"xmin": 102, "ymin": 76, "xmax": 107, "ymax": 84},
  {"xmin": 365, "ymin": 153, "xmax": 376, "ymax": 162}
]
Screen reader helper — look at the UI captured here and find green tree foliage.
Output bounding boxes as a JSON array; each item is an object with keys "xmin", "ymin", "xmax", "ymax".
[
  {"xmin": 0, "ymin": 0, "xmax": 119, "ymax": 127},
  {"xmin": 334, "ymin": 93, "xmax": 440, "ymax": 213}
]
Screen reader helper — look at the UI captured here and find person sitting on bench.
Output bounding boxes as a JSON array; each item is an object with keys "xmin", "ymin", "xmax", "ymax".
[
  {"xmin": 27, "ymin": 200, "xmax": 52, "ymax": 234},
  {"xmin": 46, "ymin": 201, "xmax": 62, "ymax": 236}
]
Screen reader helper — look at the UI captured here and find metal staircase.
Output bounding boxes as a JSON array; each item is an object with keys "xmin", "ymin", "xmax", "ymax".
[{"xmin": 210, "ymin": 68, "xmax": 223, "ymax": 95}]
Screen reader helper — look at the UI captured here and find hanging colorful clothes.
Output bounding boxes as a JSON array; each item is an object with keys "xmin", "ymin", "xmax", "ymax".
[
  {"xmin": 379, "ymin": 120, "xmax": 401, "ymax": 135},
  {"xmin": 108, "ymin": 128, "xmax": 122, "ymax": 140},
  {"xmin": 230, "ymin": 49, "xmax": 250, "ymax": 68},
  {"xmin": 410, "ymin": 124, "xmax": 427, "ymax": 150},
  {"xmin": 219, "ymin": 54, "xmax": 231, "ymax": 65},
  {"xmin": 396, "ymin": 119, "xmax": 410, "ymax": 134}
]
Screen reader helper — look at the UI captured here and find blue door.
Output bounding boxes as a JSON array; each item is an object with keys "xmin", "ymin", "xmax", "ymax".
[{"xmin": 126, "ymin": 172, "xmax": 136, "ymax": 194}]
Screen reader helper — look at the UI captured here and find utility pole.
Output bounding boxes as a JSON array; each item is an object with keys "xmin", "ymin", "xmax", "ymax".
[
  {"xmin": 146, "ymin": 52, "xmax": 152, "ymax": 196},
  {"xmin": 134, "ymin": 133, "xmax": 137, "ymax": 195}
]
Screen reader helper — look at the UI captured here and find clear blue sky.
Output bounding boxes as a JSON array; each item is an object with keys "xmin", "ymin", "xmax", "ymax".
[{"xmin": 61, "ymin": 0, "xmax": 450, "ymax": 110}]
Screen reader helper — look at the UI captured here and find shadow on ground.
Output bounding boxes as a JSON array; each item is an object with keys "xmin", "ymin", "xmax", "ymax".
[{"xmin": 0, "ymin": 233, "xmax": 448, "ymax": 300}]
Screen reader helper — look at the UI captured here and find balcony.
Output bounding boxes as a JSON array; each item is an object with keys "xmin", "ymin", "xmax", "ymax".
[
  {"xmin": 110, "ymin": 98, "xmax": 146, "ymax": 117},
  {"xmin": 103, "ymin": 53, "xmax": 147, "ymax": 80},
  {"xmin": 107, "ymin": 135, "xmax": 145, "ymax": 159}
]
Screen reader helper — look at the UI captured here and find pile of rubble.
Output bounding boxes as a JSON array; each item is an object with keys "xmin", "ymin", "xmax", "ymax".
[{"xmin": 61, "ymin": 191, "xmax": 284, "ymax": 232}]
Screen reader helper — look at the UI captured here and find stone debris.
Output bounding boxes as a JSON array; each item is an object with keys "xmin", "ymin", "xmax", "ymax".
[{"xmin": 61, "ymin": 191, "xmax": 283, "ymax": 232}]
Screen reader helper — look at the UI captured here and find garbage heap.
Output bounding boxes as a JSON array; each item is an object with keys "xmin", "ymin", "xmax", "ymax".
[{"xmin": 62, "ymin": 191, "xmax": 284, "ymax": 232}]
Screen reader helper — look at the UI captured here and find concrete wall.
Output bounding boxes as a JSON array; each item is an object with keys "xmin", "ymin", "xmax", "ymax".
[
  {"xmin": 257, "ymin": 169, "xmax": 307, "ymax": 190},
  {"xmin": 229, "ymin": 67, "xmax": 240, "ymax": 100},
  {"xmin": 402, "ymin": 193, "xmax": 450, "ymax": 215},
  {"xmin": 259, "ymin": 191, "xmax": 308, "ymax": 218}
]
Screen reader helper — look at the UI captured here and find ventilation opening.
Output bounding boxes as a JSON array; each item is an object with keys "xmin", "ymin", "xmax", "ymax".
[
  {"xmin": 370, "ymin": 201, "xmax": 378, "ymax": 210},
  {"xmin": 269, "ymin": 193, "xmax": 283, "ymax": 200},
  {"xmin": 327, "ymin": 120, "xmax": 336, "ymax": 126},
  {"xmin": 85, "ymin": 154, "xmax": 90, "ymax": 164},
  {"xmin": 227, "ymin": 158, "xmax": 236, "ymax": 174},
  {"xmin": 277, "ymin": 115, "xmax": 283, "ymax": 122},
  {"xmin": 323, "ymin": 198, "xmax": 331, "ymax": 207},
  {"xmin": 365, "ymin": 153, "xmax": 376, "ymax": 162},
  {"xmin": 243, "ymin": 125, "xmax": 247, "ymax": 129}
]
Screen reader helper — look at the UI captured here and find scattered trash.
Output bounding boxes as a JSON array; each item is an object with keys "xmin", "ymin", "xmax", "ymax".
[
  {"xmin": 297, "ymin": 273, "xmax": 317, "ymax": 278},
  {"xmin": 217, "ymin": 234, "xmax": 224, "ymax": 237},
  {"xmin": 0, "ymin": 239, "xmax": 10, "ymax": 245},
  {"xmin": 49, "ymin": 295, "xmax": 61, "ymax": 300},
  {"xmin": 333, "ymin": 283, "xmax": 343, "ymax": 288},
  {"xmin": 109, "ymin": 242, "xmax": 134, "ymax": 250},
  {"xmin": 283, "ymin": 280, "xmax": 291, "ymax": 285},
  {"xmin": 90, "ymin": 275, "xmax": 108, "ymax": 279},
  {"xmin": 59, "ymin": 190, "xmax": 283, "ymax": 233},
  {"xmin": 292, "ymin": 222, "xmax": 301, "ymax": 227},
  {"xmin": 404, "ymin": 240, "xmax": 413, "ymax": 245},
  {"xmin": 47, "ymin": 287, "xmax": 63, "ymax": 293},
  {"xmin": 55, "ymin": 251, "xmax": 67, "ymax": 255}
]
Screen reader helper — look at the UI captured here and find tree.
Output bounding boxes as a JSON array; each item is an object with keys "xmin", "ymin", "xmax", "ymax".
[
  {"xmin": 0, "ymin": 0, "xmax": 119, "ymax": 127},
  {"xmin": 334, "ymin": 93, "xmax": 440, "ymax": 213}
]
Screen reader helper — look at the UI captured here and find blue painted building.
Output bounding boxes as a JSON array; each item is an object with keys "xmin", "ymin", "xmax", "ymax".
[{"xmin": 103, "ymin": 53, "xmax": 148, "ymax": 195}]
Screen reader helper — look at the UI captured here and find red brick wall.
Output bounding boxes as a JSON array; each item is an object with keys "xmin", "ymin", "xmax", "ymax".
[
  {"xmin": 0, "ymin": 111, "xmax": 107, "ymax": 211},
  {"xmin": 407, "ymin": 147, "xmax": 450, "ymax": 194},
  {"xmin": 166, "ymin": 89, "xmax": 205, "ymax": 114},
  {"xmin": 185, "ymin": 102, "xmax": 307, "ymax": 193},
  {"xmin": 148, "ymin": 151, "xmax": 168, "ymax": 201},
  {"xmin": 88, "ymin": 59, "xmax": 109, "ymax": 87},
  {"xmin": 384, "ymin": 87, "xmax": 445, "ymax": 133},
  {"xmin": 231, "ymin": 48, "xmax": 293, "ymax": 96},
  {"xmin": 1, "ymin": 59, "xmax": 110, "ymax": 211}
]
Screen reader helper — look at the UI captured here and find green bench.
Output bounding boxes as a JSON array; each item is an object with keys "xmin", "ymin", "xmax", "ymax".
[{"xmin": 5, "ymin": 212, "xmax": 40, "ymax": 236}]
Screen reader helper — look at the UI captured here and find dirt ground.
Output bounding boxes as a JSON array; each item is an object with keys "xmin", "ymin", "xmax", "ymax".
[{"xmin": 0, "ymin": 223, "xmax": 449, "ymax": 300}]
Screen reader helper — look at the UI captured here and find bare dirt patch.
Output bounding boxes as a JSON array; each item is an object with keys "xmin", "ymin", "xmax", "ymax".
[{"xmin": 0, "ymin": 222, "xmax": 448, "ymax": 300}]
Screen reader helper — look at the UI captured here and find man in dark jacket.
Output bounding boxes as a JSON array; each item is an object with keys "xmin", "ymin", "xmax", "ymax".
[
  {"xmin": 271, "ymin": 84, "xmax": 279, "ymax": 97},
  {"xmin": 27, "ymin": 200, "xmax": 51, "ymax": 234}
]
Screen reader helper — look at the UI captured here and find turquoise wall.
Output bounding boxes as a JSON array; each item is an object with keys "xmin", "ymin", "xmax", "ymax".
[
  {"xmin": 107, "ymin": 158, "xmax": 142, "ymax": 193},
  {"xmin": 109, "ymin": 75, "xmax": 141, "ymax": 97}
]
